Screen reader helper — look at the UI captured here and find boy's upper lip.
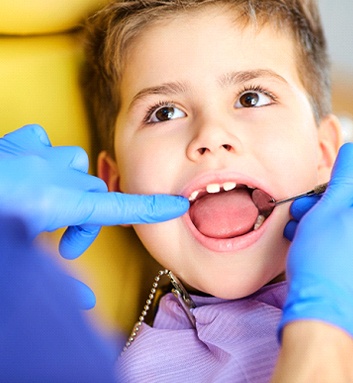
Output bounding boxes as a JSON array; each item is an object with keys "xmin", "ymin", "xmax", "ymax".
[{"xmin": 180, "ymin": 170, "xmax": 275, "ymax": 201}]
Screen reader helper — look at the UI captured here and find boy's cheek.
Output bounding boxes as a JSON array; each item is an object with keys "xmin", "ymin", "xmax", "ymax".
[{"xmin": 317, "ymin": 167, "xmax": 333, "ymax": 184}]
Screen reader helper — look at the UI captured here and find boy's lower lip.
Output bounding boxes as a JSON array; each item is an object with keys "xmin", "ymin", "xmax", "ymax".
[{"xmin": 183, "ymin": 212, "xmax": 268, "ymax": 252}]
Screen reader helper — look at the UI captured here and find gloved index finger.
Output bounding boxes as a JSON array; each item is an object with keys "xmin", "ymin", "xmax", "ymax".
[
  {"xmin": 324, "ymin": 143, "xmax": 353, "ymax": 207},
  {"xmin": 77, "ymin": 192, "xmax": 190, "ymax": 226},
  {"xmin": 58, "ymin": 192, "xmax": 189, "ymax": 259}
]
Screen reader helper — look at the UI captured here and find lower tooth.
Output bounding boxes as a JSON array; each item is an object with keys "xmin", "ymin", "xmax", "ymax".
[{"xmin": 254, "ymin": 215, "xmax": 265, "ymax": 230}]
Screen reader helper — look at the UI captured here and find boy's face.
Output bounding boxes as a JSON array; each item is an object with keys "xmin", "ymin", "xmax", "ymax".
[{"xmin": 100, "ymin": 8, "xmax": 340, "ymax": 298}]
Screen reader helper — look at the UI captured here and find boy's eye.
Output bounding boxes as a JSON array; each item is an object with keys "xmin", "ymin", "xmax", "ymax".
[
  {"xmin": 148, "ymin": 105, "xmax": 186, "ymax": 123},
  {"xmin": 235, "ymin": 91, "xmax": 273, "ymax": 108}
]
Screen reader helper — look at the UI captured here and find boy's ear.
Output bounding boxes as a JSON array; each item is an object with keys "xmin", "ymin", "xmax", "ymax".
[
  {"xmin": 98, "ymin": 151, "xmax": 132, "ymax": 228},
  {"xmin": 97, "ymin": 151, "xmax": 121, "ymax": 192},
  {"xmin": 317, "ymin": 114, "xmax": 343, "ymax": 181}
]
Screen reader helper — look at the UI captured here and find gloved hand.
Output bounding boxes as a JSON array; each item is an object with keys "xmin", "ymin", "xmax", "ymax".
[
  {"xmin": 0, "ymin": 124, "xmax": 189, "ymax": 308},
  {"xmin": 0, "ymin": 124, "xmax": 189, "ymax": 256},
  {"xmin": 283, "ymin": 195, "xmax": 321, "ymax": 241},
  {"xmin": 279, "ymin": 142, "xmax": 353, "ymax": 338},
  {"xmin": 0, "ymin": 213, "xmax": 117, "ymax": 383}
]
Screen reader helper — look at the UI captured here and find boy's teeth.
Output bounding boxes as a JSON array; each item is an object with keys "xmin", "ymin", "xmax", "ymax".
[
  {"xmin": 189, "ymin": 190, "xmax": 199, "ymax": 201},
  {"xmin": 206, "ymin": 183, "xmax": 221, "ymax": 193},
  {"xmin": 223, "ymin": 182, "xmax": 236, "ymax": 191},
  {"xmin": 254, "ymin": 215, "xmax": 265, "ymax": 230},
  {"xmin": 205, "ymin": 182, "xmax": 236, "ymax": 194},
  {"xmin": 189, "ymin": 181, "xmax": 238, "ymax": 200}
]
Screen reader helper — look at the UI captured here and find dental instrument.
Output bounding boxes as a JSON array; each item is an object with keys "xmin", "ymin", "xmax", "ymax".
[{"xmin": 252, "ymin": 182, "xmax": 328, "ymax": 217}]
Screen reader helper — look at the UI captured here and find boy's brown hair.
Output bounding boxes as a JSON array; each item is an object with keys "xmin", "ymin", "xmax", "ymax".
[{"xmin": 82, "ymin": 0, "xmax": 330, "ymax": 157}]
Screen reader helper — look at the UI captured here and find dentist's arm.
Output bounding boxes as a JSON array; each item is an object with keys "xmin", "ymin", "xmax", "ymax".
[
  {"xmin": 272, "ymin": 321, "xmax": 353, "ymax": 383},
  {"xmin": 0, "ymin": 213, "xmax": 118, "ymax": 383},
  {"xmin": 272, "ymin": 143, "xmax": 353, "ymax": 382}
]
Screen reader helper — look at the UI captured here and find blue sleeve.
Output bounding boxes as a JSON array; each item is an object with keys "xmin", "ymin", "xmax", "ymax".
[{"xmin": 0, "ymin": 213, "xmax": 118, "ymax": 383}]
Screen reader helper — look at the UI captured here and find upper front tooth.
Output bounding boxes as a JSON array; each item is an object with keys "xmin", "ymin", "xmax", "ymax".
[
  {"xmin": 223, "ymin": 182, "xmax": 236, "ymax": 191},
  {"xmin": 189, "ymin": 190, "xmax": 199, "ymax": 201},
  {"xmin": 206, "ymin": 183, "xmax": 221, "ymax": 193}
]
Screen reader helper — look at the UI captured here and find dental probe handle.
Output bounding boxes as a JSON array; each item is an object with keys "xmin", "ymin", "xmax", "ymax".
[{"xmin": 275, "ymin": 182, "xmax": 328, "ymax": 206}]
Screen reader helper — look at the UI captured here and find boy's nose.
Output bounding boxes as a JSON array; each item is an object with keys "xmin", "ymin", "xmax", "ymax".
[{"xmin": 186, "ymin": 123, "xmax": 242, "ymax": 162}]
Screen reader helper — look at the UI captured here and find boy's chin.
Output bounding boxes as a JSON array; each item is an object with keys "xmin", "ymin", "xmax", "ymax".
[
  {"xmin": 267, "ymin": 272, "xmax": 286, "ymax": 285},
  {"xmin": 184, "ymin": 273, "xmax": 286, "ymax": 300}
]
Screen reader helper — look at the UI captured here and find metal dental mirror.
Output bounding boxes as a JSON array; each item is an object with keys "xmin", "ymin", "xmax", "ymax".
[{"xmin": 251, "ymin": 182, "xmax": 328, "ymax": 217}]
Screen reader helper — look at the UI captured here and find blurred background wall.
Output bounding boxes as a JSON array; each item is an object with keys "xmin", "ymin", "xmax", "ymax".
[{"xmin": 319, "ymin": 0, "xmax": 353, "ymax": 141}]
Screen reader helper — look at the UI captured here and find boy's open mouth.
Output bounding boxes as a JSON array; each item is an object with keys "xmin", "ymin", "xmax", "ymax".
[{"xmin": 188, "ymin": 183, "xmax": 274, "ymax": 239}]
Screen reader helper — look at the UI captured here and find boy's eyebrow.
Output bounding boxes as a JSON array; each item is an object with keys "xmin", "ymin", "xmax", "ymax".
[
  {"xmin": 130, "ymin": 81, "xmax": 189, "ymax": 108},
  {"xmin": 130, "ymin": 69, "xmax": 287, "ymax": 108},
  {"xmin": 218, "ymin": 69, "xmax": 288, "ymax": 87}
]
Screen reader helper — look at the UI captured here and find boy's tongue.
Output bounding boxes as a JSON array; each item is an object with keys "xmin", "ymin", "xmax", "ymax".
[{"xmin": 189, "ymin": 188, "xmax": 259, "ymax": 238}]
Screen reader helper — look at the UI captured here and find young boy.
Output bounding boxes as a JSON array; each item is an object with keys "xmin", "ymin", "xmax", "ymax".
[{"xmin": 82, "ymin": 0, "xmax": 342, "ymax": 381}]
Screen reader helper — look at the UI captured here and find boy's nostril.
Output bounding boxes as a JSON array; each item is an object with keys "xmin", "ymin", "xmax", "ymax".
[
  {"xmin": 222, "ymin": 144, "xmax": 233, "ymax": 151},
  {"xmin": 198, "ymin": 147, "xmax": 207, "ymax": 155},
  {"xmin": 197, "ymin": 144, "xmax": 233, "ymax": 155}
]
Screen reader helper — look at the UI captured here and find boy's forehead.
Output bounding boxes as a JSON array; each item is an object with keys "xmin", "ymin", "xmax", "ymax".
[
  {"xmin": 123, "ymin": 4, "xmax": 294, "ymax": 56},
  {"xmin": 120, "ymin": 10, "xmax": 301, "ymax": 102}
]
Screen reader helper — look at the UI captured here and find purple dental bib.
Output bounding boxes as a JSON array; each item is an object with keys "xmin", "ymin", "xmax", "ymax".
[{"xmin": 117, "ymin": 282, "xmax": 287, "ymax": 383}]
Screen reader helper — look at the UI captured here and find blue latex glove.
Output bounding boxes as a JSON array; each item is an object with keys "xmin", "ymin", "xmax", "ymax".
[
  {"xmin": 279, "ymin": 142, "xmax": 353, "ymax": 338},
  {"xmin": 283, "ymin": 195, "xmax": 321, "ymax": 241},
  {"xmin": 0, "ymin": 213, "xmax": 118, "ymax": 383},
  {"xmin": 0, "ymin": 125, "xmax": 189, "ymax": 308},
  {"xmin": 0, "ymin": 125, "xmax": 189, "ymax": 257}
]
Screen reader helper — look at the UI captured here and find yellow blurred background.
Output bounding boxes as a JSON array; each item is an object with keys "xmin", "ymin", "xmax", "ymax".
[{"xmin": 0, "ymin": 1, "xmax": 162, "ymax": 342}]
